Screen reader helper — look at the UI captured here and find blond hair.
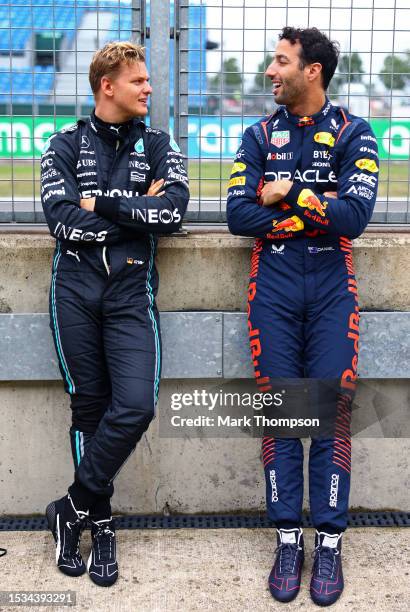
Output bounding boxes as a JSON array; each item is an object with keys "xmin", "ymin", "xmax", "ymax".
[{"xmin": 89, "ymin": 41, "xmax": 146, "ymax": 95}]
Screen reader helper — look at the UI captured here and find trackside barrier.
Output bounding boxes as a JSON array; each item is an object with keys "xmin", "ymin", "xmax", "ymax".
[{"xmin": 0, "ymin": 311, "xmax": 409, "ymax": 381}]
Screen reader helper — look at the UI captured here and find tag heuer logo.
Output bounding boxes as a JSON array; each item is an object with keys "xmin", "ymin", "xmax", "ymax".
[{"xmin": 271, "ymin": 130, "xmax": 290, "ymax": 148}]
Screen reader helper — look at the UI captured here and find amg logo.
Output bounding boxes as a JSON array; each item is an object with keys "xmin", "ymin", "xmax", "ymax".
[{"xmin": 329, "ymin": 473, "xmax": 339, "ymax": 508}]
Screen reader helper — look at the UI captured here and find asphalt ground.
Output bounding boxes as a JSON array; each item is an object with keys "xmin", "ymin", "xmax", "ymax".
[{"xmin": 0, "ymin": 527, "xmax": 408, "ymax": 611}]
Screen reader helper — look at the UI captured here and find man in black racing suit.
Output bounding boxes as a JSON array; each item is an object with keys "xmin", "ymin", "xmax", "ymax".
[{"xmin": 43, "ymin": 42, "xmax": 189, "ymax": 586}]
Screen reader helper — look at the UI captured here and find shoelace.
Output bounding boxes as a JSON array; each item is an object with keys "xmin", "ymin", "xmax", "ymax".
[
  {"xmin": 312, "ymin": 545, "xmax": 337, "ymax": 578},
  {"xmin": 63, "ymin": 519, "xmax": 84, "ymax": 558},
  {"xmin": 274, "ymin": 543, "xmax": 301, "ymax": 574},
  {"xmin": 93, "ymin": 525, "xmax": 115, "ymax": 561}
]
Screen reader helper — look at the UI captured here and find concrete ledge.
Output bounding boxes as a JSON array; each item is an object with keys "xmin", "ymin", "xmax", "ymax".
[
  {"xmin": 0, "ymin": 231, "xmax": 409, "ymax": 312},
  {"xmin": 0, "ymin": 311, "xmax": 409, "ymax": 380}
]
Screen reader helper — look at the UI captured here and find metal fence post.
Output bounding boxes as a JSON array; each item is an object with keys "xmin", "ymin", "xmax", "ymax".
[
  {"xmin": 150, "ymin": 0, "xmax": 170, "ymax": 133},
  {"xmin": 131, "ymin": 0, "xmax": 144, "ymax": 45},
  {"xmin": 174, "ymin": 0, "xmax": 189, "ymax": 158}
]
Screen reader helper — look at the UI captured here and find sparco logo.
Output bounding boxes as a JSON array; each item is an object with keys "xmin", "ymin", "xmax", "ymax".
[
  {"xmin": 270, "ymin": 469, "xmax": 278, "ymax": 502},
  {"xmin": 329, "ymin": 473, "xmax": 339, "ymax": 508}
]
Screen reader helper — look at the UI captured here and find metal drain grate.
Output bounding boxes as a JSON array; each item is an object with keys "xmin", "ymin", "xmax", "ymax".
[{"xmin": 0, "ymin": 512, "xmax": 408, "ymax": 531}]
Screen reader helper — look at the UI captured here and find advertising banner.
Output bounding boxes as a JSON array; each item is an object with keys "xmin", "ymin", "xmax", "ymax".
[{"xmin": 0, "ymin": 116, "xmax": 408, "ymax": 160}]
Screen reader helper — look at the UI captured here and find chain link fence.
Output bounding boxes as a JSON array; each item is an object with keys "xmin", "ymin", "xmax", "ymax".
[{"xmin": 1, "ymin": 0, "xmax": 409, "ymax": 223}]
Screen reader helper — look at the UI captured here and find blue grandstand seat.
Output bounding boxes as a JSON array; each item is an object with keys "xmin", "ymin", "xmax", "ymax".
[
  {"xmin": 0, "ymin": 65, "xmax": 55, "ymax": 103},
  {"xmin": 3, "ymin": 0, "xmax": 206, "ymax": 107},
  {"xmin": 1, "ymin": 1, "xmax": 87, "ymax": 52}
]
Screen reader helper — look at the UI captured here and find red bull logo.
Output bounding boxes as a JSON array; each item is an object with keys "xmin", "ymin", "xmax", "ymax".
[
  {"xmin": 297, "ymin": 189, "xmax": 328, "ymax": 217},
  {"xmin": 248, "ymin": 240, "xmax": 273, "ymax": 393},
  {"xmin": 340, "ymin": 237, "xmax": 359, "ymax": 394},
  {"xmin": 314, "ymin": 131, "xmax": 335, "ymax": 147},
  {"xmin": 272, "ymin": 215, "xmax": 304, "ymax": 233},
  {"xmin": 298, "ymin": 116, "xmax": 315, "ymax": 127},
  {"xmin": 355, "ymin": 158, "xmax": 379, "ymax": 173}
]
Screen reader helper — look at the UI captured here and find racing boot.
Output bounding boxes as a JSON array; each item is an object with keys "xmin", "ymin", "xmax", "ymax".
[
  {"xmin": 45, "ymin": 494, "xmax": 88, "ymax": 577},
  {"xmin": 269, "ymin": 527, "xmax": 304, "ymax": 602},
  {"xmin": 87, "ymin": 518, "xmax": 119, "ymax": 587},
  {"xmin": 310, "ymin": 531, "xmax": 344, "ymax": 606}
]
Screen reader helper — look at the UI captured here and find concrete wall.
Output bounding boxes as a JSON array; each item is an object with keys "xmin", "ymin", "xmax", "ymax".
[
  {"xmin": 0, "ymin": 231, "xmax": 409, "ymax": 515},
  {"xmin": 1, "ymin": 230, "xmax": 409, "ymax": 313}
]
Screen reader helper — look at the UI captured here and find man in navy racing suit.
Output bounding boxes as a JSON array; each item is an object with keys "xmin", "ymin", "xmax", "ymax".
[
  {"xmin": 43, "ymin": 42, "xmax": 189, "ymax": 586},
  {"xmin": 227, "ymin": 28, "xmax": 378, "ymax": 606}
]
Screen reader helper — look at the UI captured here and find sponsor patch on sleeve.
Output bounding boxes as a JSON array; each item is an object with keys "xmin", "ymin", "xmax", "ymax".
[
  {"xmin": 272, "ymin": 215, "xmax": 304, "ymax": 233},
  {"xmin": 231, "ymin": 161, "xmax": 246, "ymax": 174},
  {"xmin": 313, "ymin": 132, "xmax": 335, "ymax": 147},
  {"xmin": 354, "ymin": 158, "xmax": 379, "ymax": 173},
  {"xmin": 228, "ymin": 176, "xmax": 246, "ymax": 188},
  {"xmin": 297, "ymin": 188, "xmax": 328, "ymax": 217}
]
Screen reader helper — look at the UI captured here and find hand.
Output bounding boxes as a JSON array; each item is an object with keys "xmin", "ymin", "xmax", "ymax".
[
  {"xmin": 145, "ymin": 178, "xmax": 165, "ymax": 197},
  {"xmin": 260, "ymin": 180, "xmax": 293, "ymax": 206},
  {"xmin": 80, "ymin": 197, "xmax": 96, "ymax": 211},
  {"xmin": 324, "ymin": 191, "xmax": 338, "ymax": 198}
]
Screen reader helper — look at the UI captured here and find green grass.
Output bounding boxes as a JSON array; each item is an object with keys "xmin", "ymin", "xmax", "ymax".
[{"xmin": 0, "ymin": 160, "xmax": 408, "ymax": 199}]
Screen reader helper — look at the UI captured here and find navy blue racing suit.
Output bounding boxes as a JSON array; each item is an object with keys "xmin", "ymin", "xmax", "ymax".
[
  {"xmin": 41, "ymin": 112, "xmax": 189, "ymax": 498},
  {"xmin": 227, "ymin": 99, "xmax": 378, "ymax": 531}
]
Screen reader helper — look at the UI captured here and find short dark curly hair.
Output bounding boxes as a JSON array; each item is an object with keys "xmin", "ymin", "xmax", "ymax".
[{"xmin": 279, "ymin": 27, "xmax": 340, "ymax": 90}]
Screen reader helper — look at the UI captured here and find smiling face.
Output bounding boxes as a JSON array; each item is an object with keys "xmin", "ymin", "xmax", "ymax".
[
  {"xmin": 100, "ymin": 60, "xmax": 152, "ymax": 120},
  {"xmin": 265, "ymin": 38, "xmax": 310, "ymax": 108}
]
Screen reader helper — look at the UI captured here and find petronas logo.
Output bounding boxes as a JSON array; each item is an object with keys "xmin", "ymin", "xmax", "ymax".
[{"xmin": 135, "ymin": 138, "xmax": 144, "ymax": 153}]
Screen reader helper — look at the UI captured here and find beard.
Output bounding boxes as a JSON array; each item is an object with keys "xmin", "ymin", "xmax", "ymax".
[{"xmin": 274, "ymin": 79, "xmax": 305, "ymax": 107}]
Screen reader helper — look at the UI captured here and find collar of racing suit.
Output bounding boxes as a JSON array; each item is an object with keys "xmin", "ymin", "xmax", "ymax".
[
  {"xmin": 88, "ymin": 110, "xmax": 144, "ymax": 144},
  {"xmin": 281, "ymin": 96, "xmax": 332, "ymax": 127}
]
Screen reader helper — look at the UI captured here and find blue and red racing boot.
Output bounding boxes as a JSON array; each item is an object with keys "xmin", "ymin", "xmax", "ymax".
[
  {"xmin": 269, "ymin": 527, "xmax": 304, "ymax": 602},
  {"xmin": 310, "ymin": 531, "xmax": 344, "ymax": 606},
  {"xmin": 45, "ymin": 494, "xmax": 88, "ymax": 577}
]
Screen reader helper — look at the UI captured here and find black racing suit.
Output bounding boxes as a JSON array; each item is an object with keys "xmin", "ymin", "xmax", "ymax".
[{"xmin": 41, "ymin": 112, "xmax": 189, "ymax": 498}]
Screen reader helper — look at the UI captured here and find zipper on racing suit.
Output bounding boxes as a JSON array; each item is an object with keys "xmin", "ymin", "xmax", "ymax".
[{"xmin": 102, "ymin": 139, "xmax": 121, "ymax": 277}]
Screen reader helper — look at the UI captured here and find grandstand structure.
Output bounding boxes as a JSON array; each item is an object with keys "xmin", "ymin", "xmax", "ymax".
[{"xmin": 0, "ymin": 0, "xmax": 206, "ymax": 113}]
